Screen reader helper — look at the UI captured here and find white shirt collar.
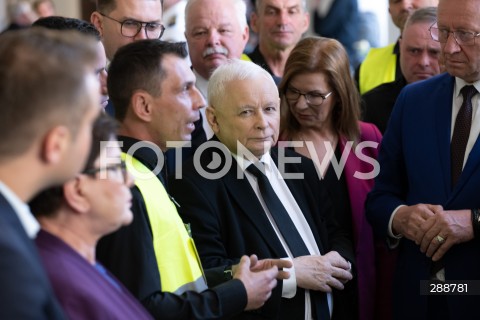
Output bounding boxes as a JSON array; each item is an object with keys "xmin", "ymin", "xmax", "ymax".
[
  {"xmin": 0, "ymin": 181, "xmax": 40, "ymax": 238},
  {"xmin": 193, "ymin": 69, "xmax": 209, "ymax": 100},
  {"xmin": 233, "ymin": 151, "xmax": 273, "ymax": 172},
  {"xmin": 454, "ymin": 77, "xmax": 480, "ymax": 97}
]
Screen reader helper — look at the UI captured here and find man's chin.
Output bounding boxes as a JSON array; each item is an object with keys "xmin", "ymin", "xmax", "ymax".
[
  {"xmin": 249, "ymin": 144, "xmax": 274, "ymax": 158},
  {"xmin": 206, "ymin": 57, "xmax": 227, "ymax": 69}
]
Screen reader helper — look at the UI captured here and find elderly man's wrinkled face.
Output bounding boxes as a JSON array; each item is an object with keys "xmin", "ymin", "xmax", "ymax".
[
  {"xmin": 208, "ymin": 76, "xmax": 280, "ymax": 158},
  {"xmin": 185, "ymin": 0, "xmax": 249, "ymax": 80},
  {"xmin": 437, "ymin": 0, "xmax": 480, "ymax": 83}
]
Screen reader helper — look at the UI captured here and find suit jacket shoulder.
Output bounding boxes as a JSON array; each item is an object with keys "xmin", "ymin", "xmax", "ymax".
[
  {"xmin": 362, "ymin": 77, "xmax": 407, "ymax": 134},
  {"xmin": 0, "ymin": 194, "xmax": 65, "ymax": 320}
]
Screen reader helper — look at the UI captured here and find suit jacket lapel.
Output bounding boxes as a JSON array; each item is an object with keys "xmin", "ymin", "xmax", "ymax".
[
  {"xmin": 433, "ymin": 75, "xmax": 480, "ymax": 201},
  {"xmin": 0, "ymin": 193, "xmax": 36, "ymax": 253},
  {"xmin": 271, "ymin": 149, "xmax": 325, "ymax": 254},
  {"xmin": 222, "ymin": 157, "xmax": 288, "ymax": 257},
  {"xmin": 449, "ymin": 131, "xmax": 480, "ymax": 202},
  {"xmin": 0, "ymin": 193, "xmax": 48, "ymax": 284},
  {"xmin": 434, "ymin": 75, "xmax": 456, "ymax": 198}
]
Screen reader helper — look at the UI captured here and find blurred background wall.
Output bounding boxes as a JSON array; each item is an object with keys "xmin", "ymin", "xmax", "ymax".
[{"xmin": 1, "ymin": 0, "xmax": 82, "ymax": 30}]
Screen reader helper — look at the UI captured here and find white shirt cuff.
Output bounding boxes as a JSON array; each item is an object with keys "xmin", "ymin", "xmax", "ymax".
[
  {"xmin": 388, "ymin": 205, "xmax": 406, "ymax": 238},
  {"xmin": 387, "ymin": 205, "xmax": 405, "ymax": 248},
  {"xmin": 281, "ymin": 257, "xmax": 297, "ymax": 298}
]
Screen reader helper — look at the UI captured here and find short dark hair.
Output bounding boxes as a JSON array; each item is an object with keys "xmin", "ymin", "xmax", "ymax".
[
  {"xmin": 33, "ymin": 16, "xmax": 101, "ymax": 41},
  {"xmin": 107, "ymin": 40, "xmax": 188, "ymax": 121},
  {"xmin": 96, "ymin": 0, "xmax": 164, "ymax": 14},
  {"xmin": 29, "ymin": 113, "xmax": 118, "ymax": 217},
  {"xmin": 0, "ymin": 28, "xmax": 98, "ymax": 160}
]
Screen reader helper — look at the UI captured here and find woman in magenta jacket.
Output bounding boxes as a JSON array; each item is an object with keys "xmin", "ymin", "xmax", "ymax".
[{"xmin": 279, "ymin": 36, "xmax": 397, "ymax": 320}]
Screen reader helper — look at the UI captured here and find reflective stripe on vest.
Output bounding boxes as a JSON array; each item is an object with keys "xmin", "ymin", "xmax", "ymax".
[
  {"xmin": 359, "ymin": 43, "xmax": 397, "ymax": 94},
  {"xmin": 122, "ymin": 152, "xmax": 208, "ymax": 295}
]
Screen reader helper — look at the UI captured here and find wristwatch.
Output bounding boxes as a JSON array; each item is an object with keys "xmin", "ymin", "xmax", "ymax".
[{"xmin": 472, "ymin": 208, "xmax": 480, "ymax": 238}]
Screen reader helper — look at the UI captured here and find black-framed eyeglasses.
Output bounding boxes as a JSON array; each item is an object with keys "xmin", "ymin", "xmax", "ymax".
[
  {"xmin": 429, "ymin": 22, "xmax": 480, "ymax": 46},
  {"xmin": 99, "ymin": 12, "xmax": 165, "ymax": 39},
  {"xmin": 285, "ymin": 87, "xmax": 333, "ymax": 107},
  {"xmin": 84, "ymin": 160, "xmax": 129, "ymax": 184}
]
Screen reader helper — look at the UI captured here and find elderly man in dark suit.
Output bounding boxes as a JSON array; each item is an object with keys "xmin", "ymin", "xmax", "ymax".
[
  {"xmin": 0, "ymin": 28, "xmax": 100, "ymax": 319},
  {"xmin": 366, "ymin": 0, "xmax": 480, "ymax": 319},
  {"xmin": 170, "ymin": 59, "xmax": 354, "ymax": 320}
]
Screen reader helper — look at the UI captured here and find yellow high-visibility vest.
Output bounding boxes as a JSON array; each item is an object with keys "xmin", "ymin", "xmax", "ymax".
[
  {"xmin": 359, "ymin": 43, "xmax": 397, "ymax": 94},
  {"xmin": 241, "ymin": 53, "xmax": 251, "ymax": 62},
  {"xmin": 122, "ymin": 152, "xmax": 208, "ymax": 295}
]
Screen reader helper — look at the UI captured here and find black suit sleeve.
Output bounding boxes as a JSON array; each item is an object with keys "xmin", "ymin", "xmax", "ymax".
[
  {"xmin": 169, "ymin": 170, "xmax": 285, "ymax": 320},
  {"xmin": 170, "ymin": 174, "xmax": 241, "ymax": 269},
  {"xmin": 96, "ymin": 186, "xmax": 247, "ymax": 319}
]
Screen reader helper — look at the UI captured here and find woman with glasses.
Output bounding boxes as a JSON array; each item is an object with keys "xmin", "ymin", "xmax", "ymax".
[
  {"xmin": 29, "ymin": 114, "xmax": 152, "ymax": 320},
  {"xmin": 279, "ymin": 36, "xmax": 395, "ymax": 320}
]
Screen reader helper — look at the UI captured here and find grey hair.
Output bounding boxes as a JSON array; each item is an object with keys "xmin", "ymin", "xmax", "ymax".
[
  {"xmin": 185, "ymin": 0, "xmax": 247, "ymax": 30},
  {"xmin": 208, "ymin": 59, "xmax": 275, "ymax": 107},
  {"xmin": 404, "ymin": 6, "xmax": 437, "ymax": 29}
]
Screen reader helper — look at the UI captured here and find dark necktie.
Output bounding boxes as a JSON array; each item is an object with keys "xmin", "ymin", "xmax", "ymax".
[
  {"xmin": 432, "ymin": 86, "xmax": 478, "ymax": 280},
  {"xmin": 247, "ymin": 163, "xmax": 330, "ymax": 319},
  {"xmin": 247, "ymin": 163, "xmax": 310, "ymax": 257},
  {"xmin": 451, "ymin": 85, "xmax": 477, "ymax": 187}
]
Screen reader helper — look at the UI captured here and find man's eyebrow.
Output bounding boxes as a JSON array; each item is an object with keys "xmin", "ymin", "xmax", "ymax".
[{"xmin": 119, "ymin": 15, "xmax": 162, "ymax": 23}]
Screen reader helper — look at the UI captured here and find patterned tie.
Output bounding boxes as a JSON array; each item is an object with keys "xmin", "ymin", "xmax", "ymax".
[
  {"xmin": 433, "ymin": 86, "xmax": 477, "ymax": 279},
  {"xmin": 451, "ymin": 85, "xmax": 477, "ymax": 187}
]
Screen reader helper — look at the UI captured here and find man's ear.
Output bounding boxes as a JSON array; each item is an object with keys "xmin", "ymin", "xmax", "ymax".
[
  {"xmin": 41, "ymin": 125, "xmax": 70, "ymax": 165},
  {"xmin": 131, "ymin": 91, "xmax": 154, "ymax": 122},
  {"xmin": 301, "ymin": 11, "xmax": 310, "ymax": 34},
  {"xmin": 206, "ymin": 106, "xmax": 219, "ymax": 134},
  {"xmin": 63, "ymin": 176, "xmax": 91, "ymax": 214},
  {"xmin": 250, "ymin": 12, "xmax": 259, "ymax": 33},
  {"xmin": 91, "ymin": 11, "xmax": 104, "ymax": 38},
  {"xmin": 241, "ymin": 24, "xmax": 250, "ymax": 45}
]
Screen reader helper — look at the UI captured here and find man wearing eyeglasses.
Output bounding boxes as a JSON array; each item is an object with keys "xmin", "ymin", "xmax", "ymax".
[
  {"xmin": 91, "ymin": 0, "xmax": 164, "ymax": 62},
  {"xmin": 366, "ymin": 0, "xmax": 480, "ymax": 319},
  {"xmin": 91, "ymin": 0, "xmax": 204, "ymax": 162},
  {"xmin": 90, "ymin": 0, "xmax": 164, "ymax": 117}
]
